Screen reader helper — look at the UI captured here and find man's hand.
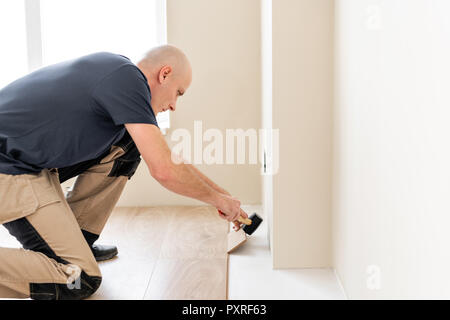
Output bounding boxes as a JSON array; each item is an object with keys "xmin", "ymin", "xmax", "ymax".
[
  {"xmin": 233, "ymin": 208, "xmax": 249, "ymax": 231},
  {"xmin": 215, "ymin": 195, "xmax": 249, "ymax": 231},
  {"xmin": 215, "ymin": 193, "xmax": 241, "ymax": 222},
  {"xmin": 219, "ymin": 208, "xmax": 249, "ymax": 231}
]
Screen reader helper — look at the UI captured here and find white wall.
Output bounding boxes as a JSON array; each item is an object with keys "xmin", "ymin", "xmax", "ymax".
[{"xmin": 333, "ymin": 0, "xmax": 450, "ymax": 298}]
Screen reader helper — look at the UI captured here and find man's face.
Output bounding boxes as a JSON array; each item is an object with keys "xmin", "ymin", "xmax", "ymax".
[{"xmin": 149, "ymin": 65, "xmax": 191, "ymax": 115}]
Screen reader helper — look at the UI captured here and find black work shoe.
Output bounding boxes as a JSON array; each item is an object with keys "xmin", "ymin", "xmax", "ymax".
[{"xmin": 91, "ymin": 244, "xmax": 118, "ymax": 262}]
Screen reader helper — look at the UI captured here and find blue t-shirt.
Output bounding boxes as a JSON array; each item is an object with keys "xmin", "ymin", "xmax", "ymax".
[{"xmin": 0, "ymin": 52, "xmax": 158, "ymax": 175}]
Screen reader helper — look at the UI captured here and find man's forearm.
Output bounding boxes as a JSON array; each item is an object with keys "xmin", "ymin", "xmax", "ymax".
[
  {"xmin": 186, "ymin": 164, "xmax": 247, "ymax": 226},
  {"xmin": 125, "ymin": 123, "xmax": 226, "ymax": 209},
  {"xmin": 186, "ymin": 164, "xmax": 231, "ymax": 196},
  {"xmin": 186, "ymin": 165, "xmax": 251, "ymax": 224},
  {"xmin": 157, "ymin": 163, "xmax": 221, "ymax": 206}
]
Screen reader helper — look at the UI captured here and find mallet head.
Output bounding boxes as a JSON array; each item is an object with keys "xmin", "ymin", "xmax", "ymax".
[{"xmin": 242, "ymin": 213, "xmax": 263, "ymax": 235}]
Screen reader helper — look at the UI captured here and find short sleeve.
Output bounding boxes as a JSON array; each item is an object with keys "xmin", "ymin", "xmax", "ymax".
[{"xmin": 91, "ymin": 65, "xmax": 159, "ymax": 127}]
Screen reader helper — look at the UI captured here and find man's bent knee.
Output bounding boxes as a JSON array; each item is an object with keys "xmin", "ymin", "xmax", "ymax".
[{"xmin": 30, "ymin": 271, "xmax": 102, "ymax": 300}]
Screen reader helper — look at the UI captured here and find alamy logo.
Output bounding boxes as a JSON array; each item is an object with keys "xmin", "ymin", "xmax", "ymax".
[
  {"xmin": 366, "ymin": 5, "xmax": 383, "ymax": 31},
  {"xmin": 366, "ymin": 264, "xmax": 381, "ymax": 290},
  {"xmin": 169, "ymin": 121, "xmax": 279, "ymax": 175}
]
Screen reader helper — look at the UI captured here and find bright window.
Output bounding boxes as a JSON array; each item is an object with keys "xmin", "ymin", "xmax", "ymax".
[
  {"xmin": 0, "ymin": 1, "xmax": 28, "ymax": 89},
  {"xmin": 40, "ymin": 0, "xmax": 164, "ymax": 65},
  {"xmin": 0, "ymin": 0, "xmax": 169, "ymax": 130}
]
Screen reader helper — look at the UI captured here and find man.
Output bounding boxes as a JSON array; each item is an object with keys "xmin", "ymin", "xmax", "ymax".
[{"xmin": 0, "ymin": 45, "xmax": 248, "ymax": 300}]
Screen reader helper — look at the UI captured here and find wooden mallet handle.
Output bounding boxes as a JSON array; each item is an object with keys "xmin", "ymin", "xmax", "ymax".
[
  {"xmin": 218, "ymin": 210, "xmax": 252, "ymax": 225},
  {"xmin": 237, "ymin": 216, "xmax": 252, "ymax": 225}
]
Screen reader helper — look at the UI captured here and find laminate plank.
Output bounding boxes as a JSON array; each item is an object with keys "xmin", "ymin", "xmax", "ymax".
[
  {"xmin": 145, "ymin": 206, "xmax": 229, "ymax": 300},
  {"xmin": 143, "ymin": 258, "xmax": 228, "ymax": 300},
  {"xmin": 159, "ymin": 206, "xmax": 228, "ymax": 259},
  {"xmin": 227, "ymin": 229, "xmax": 247, "ymax": 253}
]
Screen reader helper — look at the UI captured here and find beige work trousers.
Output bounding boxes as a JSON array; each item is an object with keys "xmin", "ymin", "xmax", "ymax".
[{"xmin": 0, "ymin": 143, "xmax": 131, "ymax": 299}]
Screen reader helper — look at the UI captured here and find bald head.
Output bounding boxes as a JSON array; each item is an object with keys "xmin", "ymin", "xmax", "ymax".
[
  {"xmin": 137, "ymin": 45, "xmax": 192, "ymax": 114},
  {"xmin": 139, "ymin": 45, "xmax": 191, "ymax": 81}
]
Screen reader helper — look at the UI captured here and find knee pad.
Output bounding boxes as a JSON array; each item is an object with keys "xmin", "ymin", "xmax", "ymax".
[
  {"xmin": 30, "ymin": 272, "xmax": 102, "ymax": 300},
  {"xmin": 108, "ymin": 143, "xmax": 142, "ymax": 180}
]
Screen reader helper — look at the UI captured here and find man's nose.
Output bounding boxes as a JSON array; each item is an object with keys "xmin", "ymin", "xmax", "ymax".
[{"xmin": 169, "ymin": 103, "xmax": 176, "ymax": 111}]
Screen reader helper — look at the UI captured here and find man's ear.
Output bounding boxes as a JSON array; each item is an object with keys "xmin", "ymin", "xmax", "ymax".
[{"xmin": 158, "ymin": 65, "xmax": 173, "ymax": 84}]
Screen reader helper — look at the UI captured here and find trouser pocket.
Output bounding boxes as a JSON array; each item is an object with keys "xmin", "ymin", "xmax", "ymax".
[
  {"xmin": 107, "ymin": 153, "xmax": 141, "ymax": 179},
  {"xmin": 0, "ymin": 170, "xmax": 62, "ymax": 225},
  {"xmin": 0, "ymin": 173, "xmax": 39, "ymax": 225},
  {"xmin": 106, "ymin": 130, "xmax": 141, "ymax": 179}
]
